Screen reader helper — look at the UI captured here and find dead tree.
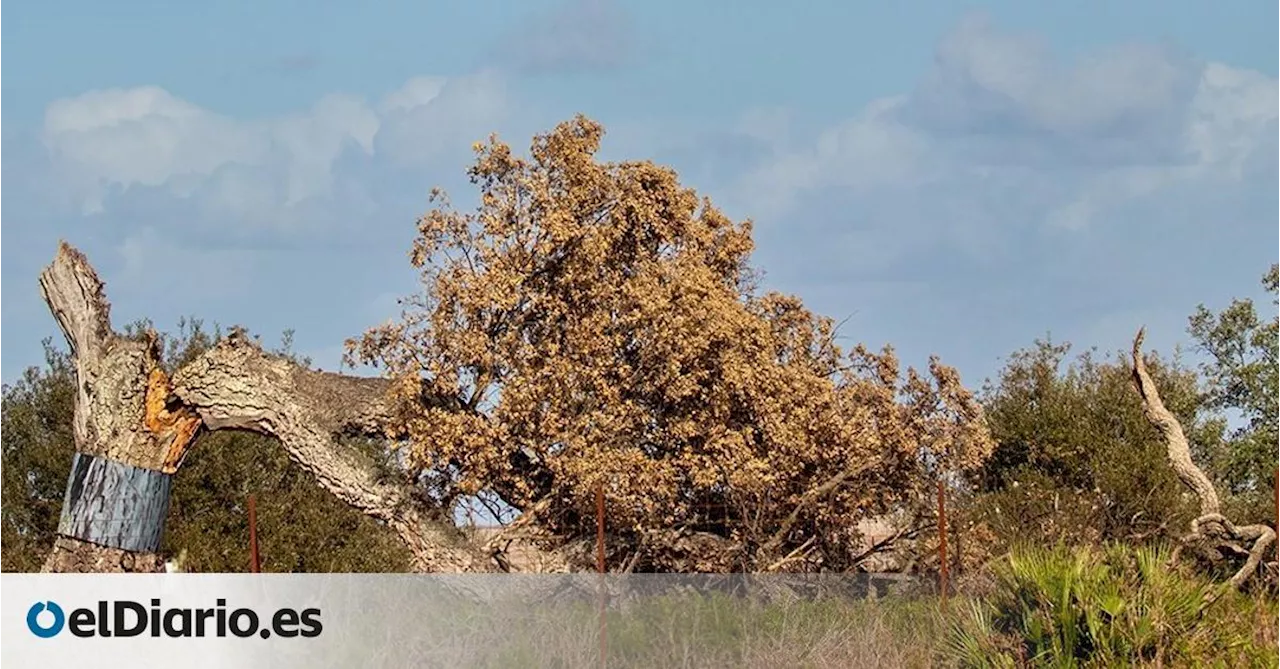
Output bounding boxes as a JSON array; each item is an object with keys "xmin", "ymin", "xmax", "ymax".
[
  {"xmin": 1131, "ymin": 328, "xmax": 1277, "ymax": 593},
  {"xmin": 36, "ymin": 241, "xmax": 565, "ymax": 574}
]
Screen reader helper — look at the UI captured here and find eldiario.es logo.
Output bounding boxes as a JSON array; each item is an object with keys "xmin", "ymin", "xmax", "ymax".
[{"xmin": 27, "ymin": 599, "xmax": 322, "ymax": 639}]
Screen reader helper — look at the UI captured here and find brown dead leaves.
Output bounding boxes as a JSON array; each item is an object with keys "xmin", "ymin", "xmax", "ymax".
[{"xmin": 348, "ymin": 116, "xmax": 995, "ymax": 570}]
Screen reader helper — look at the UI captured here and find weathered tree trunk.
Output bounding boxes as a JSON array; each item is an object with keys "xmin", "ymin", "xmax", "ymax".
[
  {"xmin": 37, "ymin": 243, "xmax": 203, "ymax": 572},
  {"xmin": 37, "ymin": 241, "xmax": 566, "ymax": 574},
  {"xmin": 169, "ymin": 331, "xmax": 499, "ymax": 572},
  {"xmin": 1131, "ymin": 328, "xmax": 1277, "ymax": 593}
]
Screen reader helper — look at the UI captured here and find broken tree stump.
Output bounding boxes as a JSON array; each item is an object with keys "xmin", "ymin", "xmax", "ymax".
[
  {"xmin": 38, "ymin": 243, "xmax": 202, "ymax": 572},
  {"xmin": 36, "ymin": 241, "xmax": 562, "ymax": 575}
]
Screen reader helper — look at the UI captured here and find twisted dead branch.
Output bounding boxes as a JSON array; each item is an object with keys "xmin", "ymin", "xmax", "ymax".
[{"xmin": 1131, "ymin": 327, "xmax": 1277, "ymax": 594}]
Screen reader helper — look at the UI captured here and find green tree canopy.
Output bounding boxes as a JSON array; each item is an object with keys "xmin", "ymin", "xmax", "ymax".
[
  {"xmin": 973, "ymin": 338, "xmax": 1222, "ymax": 548},
  {"xmin": 1187, "ymin": 264, "xmax": 1278, "ymax": 512}
]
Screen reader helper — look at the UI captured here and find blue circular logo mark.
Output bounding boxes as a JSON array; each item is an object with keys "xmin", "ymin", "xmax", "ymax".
[{"xmin": 27, "ymin": 601, "xmax": 65, "ymax": 638}]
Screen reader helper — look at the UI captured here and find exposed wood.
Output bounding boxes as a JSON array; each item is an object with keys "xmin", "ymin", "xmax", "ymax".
[
  {"xmin": 169, "ymin": 332, "xmax": 497, "ymax": 572},
  {"xmin": 145, "ymin": 367, "xmax": 204, "ymax": 474},
  {"xmin": 1131, "ymin": 328, "xmax": 1220, "ymax": 516},
  {"xmin": 759, "ymin": 460, "xmax": 878, "ymax": 566},
  {"xmin": 1131, "ymin": 328, "xmax": 1277, "ymax": 593},
  {"xmin": 37, "ymin": 242, "xmax": 197, "ymax": 572},
  {"xmin": 41, "ymin": 537, "xmax": 166, "ymax": 573}
]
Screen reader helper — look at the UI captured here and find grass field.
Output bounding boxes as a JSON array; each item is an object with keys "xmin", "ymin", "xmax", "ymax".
[{"xmin": 345, "ymin": 549, "xmax": 1278, "ymax": 668}]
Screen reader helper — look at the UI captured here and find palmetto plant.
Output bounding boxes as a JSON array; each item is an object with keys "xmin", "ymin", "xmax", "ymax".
[{"xmin": 944, "ymin": 543, "xmax": 1259, "ymax": 668}]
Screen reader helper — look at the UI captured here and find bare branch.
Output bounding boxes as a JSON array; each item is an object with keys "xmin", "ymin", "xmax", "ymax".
[
  {"xmin": 170, "ymin": 334, "xmax": 499, "ymax": 572},
  {"xmin": 1132, "ymin": 328, "xmax": 1276, "ymax": 593},
  {"xmin": 761, "ymin": 459, "xmax": 879, "ymax": 560},
  {"xmin": 1131, "ymin": 328, "xmax": 1220, "ymax": 515},
  {"xmin": 1188, "ymin": 514, "xmax": 1279, "ymax": 592},
  {"xmin": 38, "ymin": 240, "xmax": 113, "ymax": 362}
]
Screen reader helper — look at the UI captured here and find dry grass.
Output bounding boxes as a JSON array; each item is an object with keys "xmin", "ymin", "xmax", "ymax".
[
  {"xmin": 315, "ymin": 555, "xmax": 1277, "ymax": 669},
  {"xmin": 397, "ymin": 594, "xmax": 946, "ymax": 668}
]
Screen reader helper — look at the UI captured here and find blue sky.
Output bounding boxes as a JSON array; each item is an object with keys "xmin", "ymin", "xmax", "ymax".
[{"xmin": 3, "ymin": 0, "xmax": 1277, "ymax": 394}]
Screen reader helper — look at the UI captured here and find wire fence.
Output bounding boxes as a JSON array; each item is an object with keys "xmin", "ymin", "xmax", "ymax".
[{"xmin": 55, "ymin": 486, "xmax": 966, "ymax": 584}]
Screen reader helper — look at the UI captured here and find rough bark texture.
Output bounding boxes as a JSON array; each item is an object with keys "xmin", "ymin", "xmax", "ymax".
[
  {"xmin": 170, "ymin": 333, "xmax": 500, "ymax": 572},
  {"xmin": 42, "ymin": 536, "xmax": 167, "ymax": 573},
  {"xmin": 37, "ymin": 242, "xmax": 200, "ymax": 572},
  {"xmin": 38, "ymin": 241, "xmax": 564, "ymax": 574},
  {"xmin": 1131, "ymin": 328, "xmax": 1277, "ymax": 593}
]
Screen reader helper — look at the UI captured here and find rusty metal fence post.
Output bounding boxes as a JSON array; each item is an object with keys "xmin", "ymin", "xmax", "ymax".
[
  {"xmin": 937, "ymin": 480, "xmax": 948, "ymax": 607},
  {"xmin": 248, "ymin": 494, "xmax": 261, "ymax": 573},
  {"xmin": 597, "ymin": 482, "xmax": 607, "ymax": 668}
]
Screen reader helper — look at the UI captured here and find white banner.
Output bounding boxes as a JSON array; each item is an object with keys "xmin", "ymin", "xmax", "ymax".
[
  {"xmin": 3, "ymin": 573, "xmax": 922, "ymax": 667},
  {"xmin": 5, "ymin": 575, "xmax": 341, "ymax": 668}
]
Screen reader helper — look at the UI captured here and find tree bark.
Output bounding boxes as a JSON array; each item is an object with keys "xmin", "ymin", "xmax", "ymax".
[
  {"xmin": 37, "ymin": 241, "xmax": 564, "ymax": 574},
  {"xmin": 58, "ymin": 452, "xmax": 173, "ymax": 552},
  {"xmin": 38, "ymin": 242, "xmax": 201, "ymax": 572},
  {"xmin": 1131, "ymin": 328, "xmax": 1277, "ymax": 593},
  {"xmin": 170, "ymin": 331, "xmax": 498, "ymax": 572}
]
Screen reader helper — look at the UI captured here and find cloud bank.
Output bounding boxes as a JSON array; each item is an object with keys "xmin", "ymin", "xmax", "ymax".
[{"xmin": 5, "ymin": 13, "xmax": 1275, "ymax": 386}]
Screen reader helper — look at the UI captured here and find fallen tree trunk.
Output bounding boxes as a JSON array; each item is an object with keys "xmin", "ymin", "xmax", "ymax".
[
  {"xmin": 169, "ymin": 331, "xmax": 498, "ymax": 572},
  {"xmin": 1131, "ymin": 328, "xmax": 1277, "ymax": 593},
  {"xmin": 37, "ymin": 241, "xmax": 566, "ymax": 574}
]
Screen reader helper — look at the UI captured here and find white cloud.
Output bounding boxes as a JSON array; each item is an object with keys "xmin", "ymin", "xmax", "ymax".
[
  {"xmin": 915, "ymin": 14, "xmax": 1199, "ymax": 138},
  {"xmin": 42, "ymin": 87, "xmax": 267, "ymax": 213},
  {"xmin": 1184, "ymin": 63, "xmax": 1280, "ymax": 176},
  {"xmin": 38, "ymin": 71, "xmax": 507, "ymax": 223},
  {"xmin": 735, "ymin": 97, "xmax": 932, "ymax": 217},
  {"xmin": 1041, "ymin": 62, "xmax": 1279, "ymax": 232},
  {"xmin": 378, "ymin": 77, "xmax": 447, "ymax": 115},
  {"xmin": 729, "ymin": 15, "xmax": 1277, "ymax": 244},
  {"xmin": 373, "ymin": 70, "xmax": 507, "ymax": 166},
  {"xmin": 7, "ymin": 11, "xmax": 1275, "ymax": 392},
  {"xmin": 270, "ymin": 94, "xmax": 379, "ymax": 205}
]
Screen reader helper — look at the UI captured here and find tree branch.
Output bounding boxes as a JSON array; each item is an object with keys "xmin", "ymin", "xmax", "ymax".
[
  {"xmin": 37, "ymin": 242, "xmax": 571, "ymax": 574},
  {"xmin": 170, "ymin": 334, "xmax": 497, "ymax": 572},
  {"xmin": 760, "ymin": 459, "xmax": 879, "ymax": 561},
  {"xmin": 38, "ymin": 241, "xmax": 113, "ymax": 363},
  {"xmin": 38, "ymin": 242, "xmax": 197, "ymax": 571},
  {"xmin": 1131, "ymin": 328, "xmax": 1220, "ymax": 515},
  {"xmin": 1132, "ymin": 327, "xmax": 1276, "ymax": 592}
]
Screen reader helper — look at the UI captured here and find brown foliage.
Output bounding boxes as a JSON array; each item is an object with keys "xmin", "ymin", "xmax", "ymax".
[{"xmin": 347, "ymin": 116, "xmax": 995, "ymax": 571}]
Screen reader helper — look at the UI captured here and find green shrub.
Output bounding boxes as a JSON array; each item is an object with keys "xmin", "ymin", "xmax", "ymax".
[{"xmin": 944, "ymin": 543, "xmax": 1275, "ymax": 668}]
